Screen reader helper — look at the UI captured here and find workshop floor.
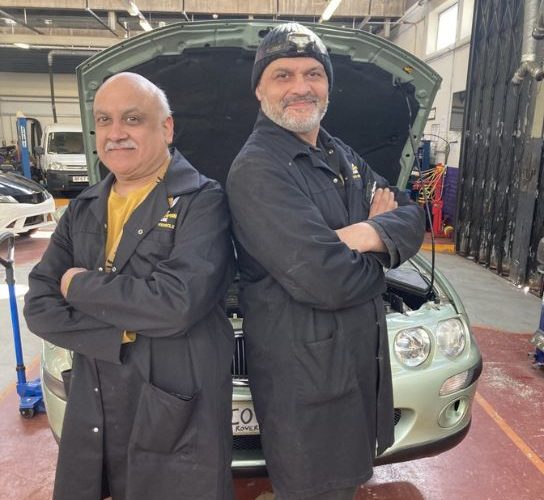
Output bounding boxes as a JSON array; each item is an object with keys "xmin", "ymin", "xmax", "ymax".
[{"xmin": 1, "ymin": 232, "xmax": 543, "ymax": 499}]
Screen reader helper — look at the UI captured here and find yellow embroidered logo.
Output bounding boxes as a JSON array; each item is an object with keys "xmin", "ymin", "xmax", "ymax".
[
  {"xmin": 158, "ymin": 211, "xmax": 177, "ymax": 230},
  {"xmin": 351, "ymin": 164, "xmax": 361, "ymax": 179}
]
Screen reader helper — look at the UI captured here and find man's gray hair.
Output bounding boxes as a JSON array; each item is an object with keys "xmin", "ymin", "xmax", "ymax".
[
  {"xmin": 98, "ymin": 72, "xmax": 172, "ymax": 119},
  {"xmin": 154, "ymin": 84, "xmax": 172, "ymax": 119}
]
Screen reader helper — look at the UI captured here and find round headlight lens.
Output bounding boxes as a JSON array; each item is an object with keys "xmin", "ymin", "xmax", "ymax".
[
  {"xmin": 436, "ymin": 319, "xmax": 466, "ymax": 357},
  {"xmin": 394, "ymin": 327, "xmax": 431, "ymax": 367}
]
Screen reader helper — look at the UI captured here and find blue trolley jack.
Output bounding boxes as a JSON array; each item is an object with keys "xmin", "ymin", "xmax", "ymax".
[{"xmin": 0, "ymin": 232, "xmax": 45, "ymax": 418}]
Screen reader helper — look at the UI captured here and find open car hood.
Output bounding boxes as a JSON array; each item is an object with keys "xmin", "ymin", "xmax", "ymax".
[{"xmin": 77, "ymin": 20, "xmax": 441, "ymax": 187}]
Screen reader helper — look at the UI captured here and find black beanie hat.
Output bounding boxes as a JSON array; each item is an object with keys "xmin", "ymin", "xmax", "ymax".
[{"xmin": 251, "ymin": 22, "xmax": 333, "ymax": 92}]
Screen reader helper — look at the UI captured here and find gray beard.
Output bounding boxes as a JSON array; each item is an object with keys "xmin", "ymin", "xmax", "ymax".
[{"xmin": 260, "ymin": 96, "xmax": 328, "ymax": 135}]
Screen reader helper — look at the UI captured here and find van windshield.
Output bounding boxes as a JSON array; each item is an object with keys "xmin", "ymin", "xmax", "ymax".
[{"xmin": 47, "ymin": 132, "xmax": 84, "ymax": 154}]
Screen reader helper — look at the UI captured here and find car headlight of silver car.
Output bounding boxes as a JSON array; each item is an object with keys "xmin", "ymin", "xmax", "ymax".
[
  {"xmin": 0, "ymin": 195, "xmax": 17, "ymax": 203},
  {"xmin": 436, "ymin": 318, "xmax": 467, "ymax": 358},
  {"xmin": 49, "ymin": 162, "xmax": 66, "ymax": 171},
  {"xmin": 394, "ymin": 327, "xmax": 431, "ymax": 367}
]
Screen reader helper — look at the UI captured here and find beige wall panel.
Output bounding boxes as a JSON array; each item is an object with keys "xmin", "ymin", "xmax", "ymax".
[
  {"xmin": 184, "ymin": 0, "xmax": 275, "ymax": 15},
  {"xmin": 387, "ymin": 0, "xmax": 405, "ymax": 17},
  {"xmin": 90, "ymin": 0, "xmax": 182, "ymax": 12},
  {"xmin": 0, "ymin": 1, "xmax": 182, "ymax": 11},
  {"xmin": 0, "ymin": 1, "xmax": 86, "ymax": 8},
  {"xmin": 278, "ymin": 0, "xmax": 327, "ymax": 16},
  {"xmin": 278, "ymin": 0, "xmax": 403, "ymax": 17}
]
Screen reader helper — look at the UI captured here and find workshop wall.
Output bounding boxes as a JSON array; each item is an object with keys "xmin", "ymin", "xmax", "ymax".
[
  {"xmin": 0, "ymin": 72, "xmax": 80, "ymax": 146},
  {"xmin": 389, "ymin": 0, "xmax": 474, "ymax": 168}
]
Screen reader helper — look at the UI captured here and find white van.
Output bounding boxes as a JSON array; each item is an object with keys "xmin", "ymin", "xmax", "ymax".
[{"xmin": 37, "ymin": 123, "xmax": 88, "ymax": 194}]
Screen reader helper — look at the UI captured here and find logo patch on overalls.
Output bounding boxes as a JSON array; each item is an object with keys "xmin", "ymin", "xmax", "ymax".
[
  {"xmin": 158, "ymin": 211, "xmax": 177, "ymax": 230},
  {"xmin": 351, "ymin": 164, "xmax": 361, "ymax": 179}
]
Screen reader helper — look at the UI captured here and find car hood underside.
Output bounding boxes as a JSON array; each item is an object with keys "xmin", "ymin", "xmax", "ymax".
[{"xmin": 77, "ymin": 21, "xmax": 441, "ymax": 188}]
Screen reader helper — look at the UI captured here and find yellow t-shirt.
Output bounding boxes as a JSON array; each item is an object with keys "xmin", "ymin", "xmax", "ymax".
[
  {"xmin": 105, "ymin": 180, "xmax": 158, "ymax": 265},
  {"xmin": 106, "ymin": 160, "xmax": 170, "ymax": 343}
]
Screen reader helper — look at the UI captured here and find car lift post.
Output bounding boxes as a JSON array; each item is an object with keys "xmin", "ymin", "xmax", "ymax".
[{"xmin": 15, "ymin": 112, "xmax": 32, "ymax": 179}]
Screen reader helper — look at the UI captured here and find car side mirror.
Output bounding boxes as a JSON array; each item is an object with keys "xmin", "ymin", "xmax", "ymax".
[{"xmin": 34, "ymin": 146, "xmax": 44, "ymax": 155}]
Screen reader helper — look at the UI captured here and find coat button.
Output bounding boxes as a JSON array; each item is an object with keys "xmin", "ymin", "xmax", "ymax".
[
  {"xmin": 94, "ymin": 387, "xmax": 99, "ymax": 393},
  {"xmin": 333, "ymin": 178, "xmax": 339, "ymax": 184},
  {"xmin": 92, "ymin": 427, "xmax": 99, "ymax": 433},
  {"xmin": 328, "ymin": 149, "xmax": 334, "ymax": 155},
  {"xmin": 98, "ymin": 267, "xmax": 104, "ymax": 272},
  {"xmin": 111, "ymin": 266, "xmax": 117, "ymax": 272},
  {"xmin": 137, "ymin": 229, "xmax": 143, "ymax": 235}
]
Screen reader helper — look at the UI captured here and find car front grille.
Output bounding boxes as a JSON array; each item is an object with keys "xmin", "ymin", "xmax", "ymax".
[
  {"xmin": 13, "ymin": 191, "xmax": 47, "ymax": 204},
  {"xmin": 231, "ymin": 330, "xmax": 248, "ymax": 385},
  {"xmin": 233, "ymin": 435, "xmax": 262, "ymax": 450}
]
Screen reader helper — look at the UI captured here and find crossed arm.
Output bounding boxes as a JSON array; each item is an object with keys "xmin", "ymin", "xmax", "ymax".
[{"xmin": 335, "ymin": 187, "xmax": 398, "ymax": 253}]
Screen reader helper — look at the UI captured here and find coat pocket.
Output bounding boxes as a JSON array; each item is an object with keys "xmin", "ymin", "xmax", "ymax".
[
  {"xmin": 294, "ymin": 331, "xmax": 358, "ymax": 405},
  {"xmin": 129, "ymin": 382, "xmax": 197, "ymax": 454}
]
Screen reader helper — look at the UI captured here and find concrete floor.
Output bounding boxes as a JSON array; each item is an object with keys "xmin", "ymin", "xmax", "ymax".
[{"xmin": 1, "ymin": 232, "xmax": 543, "ymax": 499}]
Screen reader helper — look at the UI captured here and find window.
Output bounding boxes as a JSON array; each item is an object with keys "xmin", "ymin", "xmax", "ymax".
[
  {"xmin": 47, "ymin": 132, "xmax": 84, "ymax": 154},
  {"xmin": 449, "ymin": 91, "xmax": 466, "ymax": 131},
  {"xmin": 436, "ymin": 3, "xmax": 458, "ymax": 50}
]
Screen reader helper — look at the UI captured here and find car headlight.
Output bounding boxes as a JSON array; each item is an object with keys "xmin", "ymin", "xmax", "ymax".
[
  {"xmin": 394, "ymin": 327, "xmax": 431, "ymax": 367},
  {"xmin": 0, "ymin": 195, "xmax": 17, "ymax": 203},
  {"xmin": 48, "ymin": 162, "xmax": 65, "ymax": 171},
  {"xmin": 436, "ymin": 318, "xmax": 467, "ymax": 357}
]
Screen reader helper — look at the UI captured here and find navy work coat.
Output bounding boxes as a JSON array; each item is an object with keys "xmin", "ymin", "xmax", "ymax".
[
  {"xmin": 24, "ymin": 149, "xmax": 235, "ymax": 500},
  {"xmin": 227, "ymin": 113, "xmax": 425, "ymax": 499}
]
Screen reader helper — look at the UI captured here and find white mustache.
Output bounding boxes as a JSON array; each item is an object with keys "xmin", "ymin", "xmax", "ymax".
[{"xmin": 105, "ymin": 140, "xmax": 137, "ymax": 151}]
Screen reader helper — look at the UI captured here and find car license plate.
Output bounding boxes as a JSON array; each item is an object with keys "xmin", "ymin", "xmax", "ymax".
[
  {"xmin": 72, "ymin": 176, "xmax": 88, "ymax": 182},
  {"xmin": 232, "ymin": 401, "xmax": 260, "ymax": 435}
]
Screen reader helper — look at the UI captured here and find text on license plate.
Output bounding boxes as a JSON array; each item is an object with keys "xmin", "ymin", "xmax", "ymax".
[
  {"xmin": 232, "ymin": 401, "xmax": 260, "ymax": 435},
  {"xmin": 72, "ymin": 176, "xmax": 88, "ymax": 182}
]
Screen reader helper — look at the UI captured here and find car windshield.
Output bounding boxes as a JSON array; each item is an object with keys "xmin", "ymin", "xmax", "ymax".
[{"xmin": 47, "ymin": 132, "xmax": 84, "ymax": 154}]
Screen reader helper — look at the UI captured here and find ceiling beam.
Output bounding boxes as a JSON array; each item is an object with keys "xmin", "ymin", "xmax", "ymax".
[{"xmin": 0, "ymin": 8, "xmax": 43, "ymax": 34}]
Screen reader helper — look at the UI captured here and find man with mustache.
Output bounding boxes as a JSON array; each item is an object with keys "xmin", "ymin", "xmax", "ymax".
[
  {"xmin": 24, "ymin": 72, "xmax": 235, "ymax": 500},
  {"xmin": 227, "ymin": 23, "xmax": 425, "ymax": 499}
]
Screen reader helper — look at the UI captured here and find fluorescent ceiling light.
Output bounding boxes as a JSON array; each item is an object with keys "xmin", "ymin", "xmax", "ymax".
[
  {"xmin": 320, "ymin": 0, "xmax": 343, "ymax": 22},
  {"xmin": 139, "ymin": 19, "xmax": 152, "ymax": 31},
  {"xmin": 14, "ymin": 42, "xmax": 30, "ymax": 49}
]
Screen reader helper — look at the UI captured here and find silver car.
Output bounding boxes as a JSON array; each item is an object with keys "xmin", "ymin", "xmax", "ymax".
[{"xmin": 40, "ymin": 20, "xmax": 482, "ymax": 473}]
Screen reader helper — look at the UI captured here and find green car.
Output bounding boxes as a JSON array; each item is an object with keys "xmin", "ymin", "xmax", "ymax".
[{"xmin": 40, "ymin": 20, "xmax": 482, "ymax": 473}]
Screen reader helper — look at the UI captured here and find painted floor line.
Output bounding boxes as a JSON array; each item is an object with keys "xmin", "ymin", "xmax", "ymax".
[
  {"xmin": 475, "ymin": 391, "xmax": 544, "ymax": 475},
  {"xmin": 0, "ymin": 353, "xmax": 40, "ymax": 405}
]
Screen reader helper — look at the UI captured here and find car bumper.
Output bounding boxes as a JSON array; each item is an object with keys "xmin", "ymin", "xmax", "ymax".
[
  {"xmin": 46, "ymin": 170, "xmax": 88, "ymax": 192},
  {"xmin": 229, "ymin": 354, "xmax": 482, "ymax": 474},
  {"xmin": 0, "ymin": 197, "xmax": 56, "ymax": 235}
]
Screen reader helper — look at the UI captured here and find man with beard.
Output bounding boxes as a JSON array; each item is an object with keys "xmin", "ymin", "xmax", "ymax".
[
  {"xmin": 227, "ymin": 23, "xmax": 425, "ymax": 500},
  {"xmin": 24, "ymin": 72, "xmax": 234, "ymax": 500}
]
